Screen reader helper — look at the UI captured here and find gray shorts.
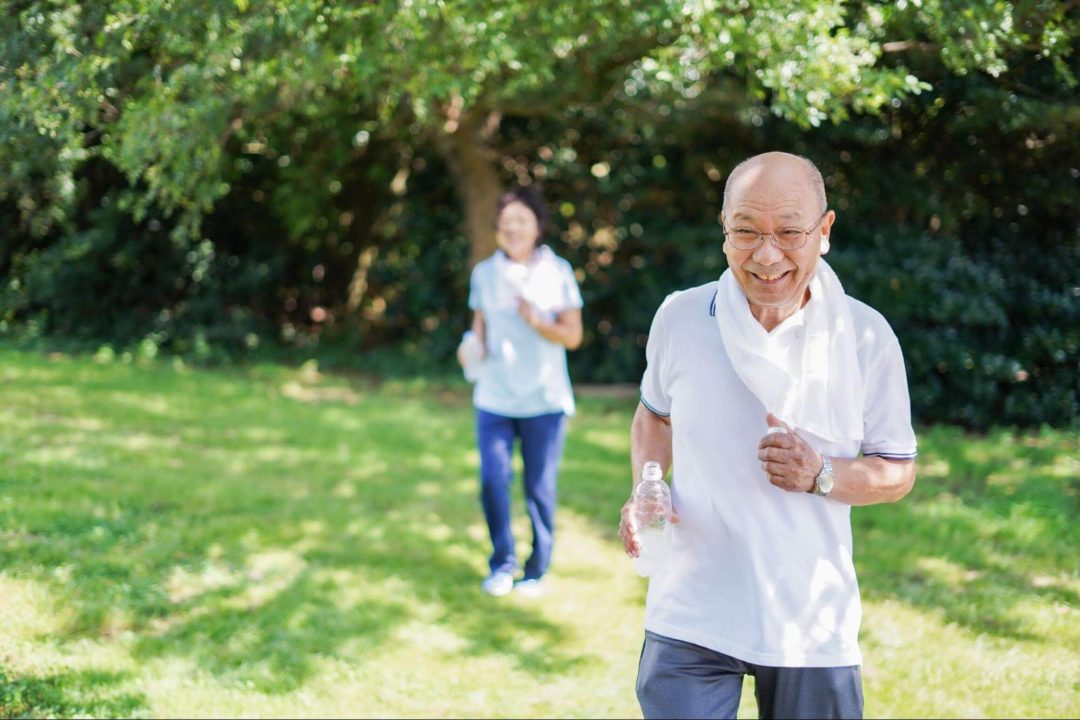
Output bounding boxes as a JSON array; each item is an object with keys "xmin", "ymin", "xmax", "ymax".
[{"xmin": 636, "ymin": 631, "xmax": 863, "ymax": 720}]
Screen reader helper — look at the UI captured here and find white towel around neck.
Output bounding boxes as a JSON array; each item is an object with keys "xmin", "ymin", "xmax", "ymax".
[
  {"xmin": 714, "ymin": 259, "xmax": 864, "ymax": 444},
  {"xmin": 492, "ymin": 245, "xmax": 564, "ymax": 311}
]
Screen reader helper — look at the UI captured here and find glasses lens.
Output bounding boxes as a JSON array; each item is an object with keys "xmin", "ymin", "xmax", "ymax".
[
  {"xmin": 731, "ymin": 230, "xmax": 760, "ymax": 248},
  {"xmin": 775, "ymin": 230, "xmax": 806, "ymax": 249}
]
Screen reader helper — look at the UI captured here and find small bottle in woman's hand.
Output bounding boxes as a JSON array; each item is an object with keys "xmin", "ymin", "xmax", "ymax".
[{"xmin": 459, "ymin": 331, "xmax": 485, "ymax": 382}]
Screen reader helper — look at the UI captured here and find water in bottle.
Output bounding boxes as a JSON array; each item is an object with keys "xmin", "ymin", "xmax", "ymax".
[{"xmin": 632, "ymin": 461, "xmax": 671, "ymax": 577}]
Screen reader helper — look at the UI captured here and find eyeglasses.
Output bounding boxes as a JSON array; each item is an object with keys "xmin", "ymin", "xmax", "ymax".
[{"xmin": 722, "ymin": 209, "xmax": 829, "ymax": 251}]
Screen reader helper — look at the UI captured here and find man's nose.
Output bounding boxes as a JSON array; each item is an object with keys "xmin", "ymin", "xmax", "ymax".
[{"xmin": 751, "ymin": 234, "xmax": 786, "ymax": 264}]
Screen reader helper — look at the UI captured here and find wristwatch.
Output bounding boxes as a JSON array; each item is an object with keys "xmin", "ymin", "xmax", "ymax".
[{"xmin": 810, "ymin": 455, "xmax": 835, "ymax": 497}]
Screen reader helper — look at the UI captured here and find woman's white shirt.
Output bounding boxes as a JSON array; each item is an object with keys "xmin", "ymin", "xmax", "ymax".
[{"xmin": 468, "ymin": 247, "xmax": 583, "ymax": 417}]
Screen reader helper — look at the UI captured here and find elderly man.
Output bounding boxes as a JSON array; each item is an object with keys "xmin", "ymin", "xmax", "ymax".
[{"xmin": 620, "ymin": 152, "xmax": 917, "ymax": 719}]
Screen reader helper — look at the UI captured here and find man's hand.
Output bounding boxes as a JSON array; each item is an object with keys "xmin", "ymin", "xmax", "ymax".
[
  {"xmin": 757, "ymin": 413, "xmax": 822, "ymax": 493},
  {"xmin": 619, "ymin": 497, "xmax": 641, "ymax": 558},
  {"xmin": 619, "ymin": 495, "xmax": 679, "ymax": 558}
]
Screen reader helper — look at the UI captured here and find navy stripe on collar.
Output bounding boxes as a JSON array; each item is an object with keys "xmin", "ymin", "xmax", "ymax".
[{"xmin": 709, "ymin": 290, "xmax": 717, "ymax": 317}]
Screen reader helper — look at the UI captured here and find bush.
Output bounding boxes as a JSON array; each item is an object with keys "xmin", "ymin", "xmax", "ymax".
[{"xmin": 832, "ymin": 232, "xmax": 1080, "ymax": 429}]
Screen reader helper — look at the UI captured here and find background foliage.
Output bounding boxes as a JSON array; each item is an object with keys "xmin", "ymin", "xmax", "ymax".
[{"xmin": 1, "ymin": 0, "xmax": 1078, "ymax": 428}]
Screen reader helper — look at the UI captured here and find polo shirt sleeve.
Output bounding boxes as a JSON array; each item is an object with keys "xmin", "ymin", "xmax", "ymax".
[
  {"xmin": 468, "ymin": 264, "xmax": 483, "ymax": 312},
  {"xmin": 860, "ymin": 331, "xmax": 918, "ymax": 460},
  {"xmin": 559, "ymin": 260, "xmax": 584, "ymax": 311},
  {"xmin": 639, "ymin": 299, "xmax": 672, "ymax": 418}
]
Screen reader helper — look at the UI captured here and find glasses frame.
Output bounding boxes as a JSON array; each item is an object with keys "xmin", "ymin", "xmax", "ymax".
[{"xmin": 722, "ymin": 208, "xmax": 830, "ymax": 251}]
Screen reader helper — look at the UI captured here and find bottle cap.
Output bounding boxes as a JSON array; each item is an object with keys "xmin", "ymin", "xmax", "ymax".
[{"xmin": 642, "ymin": 461, "xmax": 663, "ymax": 482}]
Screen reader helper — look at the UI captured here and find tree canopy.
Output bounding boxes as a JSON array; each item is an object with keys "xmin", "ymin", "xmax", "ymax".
[{"xmin": 4, "ymin": 1, "xmax": 1073, "ymax": 247}]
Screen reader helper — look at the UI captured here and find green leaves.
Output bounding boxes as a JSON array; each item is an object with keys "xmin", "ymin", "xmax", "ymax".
[{"xmin": 2, "ymin": 0, "xmax": 1073, "ymax": 239}]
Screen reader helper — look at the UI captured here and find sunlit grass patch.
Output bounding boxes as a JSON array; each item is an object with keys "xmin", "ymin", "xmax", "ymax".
[{"xmin": 1, "ymin": 346, "xmax": 1077, "ymax": 718}]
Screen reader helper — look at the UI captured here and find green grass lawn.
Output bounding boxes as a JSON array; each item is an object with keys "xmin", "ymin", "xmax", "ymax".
[{"xmin": 1, "ymin": 347, "xmax": 1077, "ymax": 718}]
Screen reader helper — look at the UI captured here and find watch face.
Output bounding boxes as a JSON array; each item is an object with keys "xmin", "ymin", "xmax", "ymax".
[
  {"xmin": 818, "ymin": 473, "xmax": 834, "ymax": 494},
  {"xmin": 816, "ymin": 457, "xmax": 834, "ymax": 495}
]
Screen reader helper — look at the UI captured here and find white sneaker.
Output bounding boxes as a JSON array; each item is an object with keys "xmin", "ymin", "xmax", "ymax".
[
  {"xmin": 514, "ymin": 578, "xmax": 544, "ymax": 597},
  {"xmin": 481, "ymin": 571, "xmax": 514, "ymax": 596}
]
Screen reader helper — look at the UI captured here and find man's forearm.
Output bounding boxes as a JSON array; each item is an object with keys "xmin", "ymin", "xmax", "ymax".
[
  {"xmin": 828, "ymin": 456, "xmax": 916, "ymax": 506},
  {"xmin": 630, "ymin": 402, "xmax": 673, "ymax": 491}
]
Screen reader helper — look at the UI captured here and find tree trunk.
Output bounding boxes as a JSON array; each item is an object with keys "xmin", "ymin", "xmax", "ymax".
[
  {"xmin": 435, "ymin": 110, "xmax": 502, "ymax": 268},
  {"xmin": 342, "ymin": 146, "xmax": 411, "ymax": 325},
  {"xmin": 345, "ymin": 245, "xmax": 380, "ymax": 316}
]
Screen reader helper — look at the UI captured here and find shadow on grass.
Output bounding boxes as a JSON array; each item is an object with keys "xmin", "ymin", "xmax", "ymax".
[
  {"xmin": 130, "ymin": 570, "xmax": 412, "ymax": 692},
  {"xmin": 0, "ymin": 667, "xmax": 147, "ymax": 719},
  {"xmin": 854, "ymin": 425, "xmax": 1078, "ymax": 640},
  {"xmin": 1, "ymin": 361, "xmax": 596, "ymax": 696}
]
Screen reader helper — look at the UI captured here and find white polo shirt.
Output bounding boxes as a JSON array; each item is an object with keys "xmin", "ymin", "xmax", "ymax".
[{"xmin": 640, "ymin": 281, "xmax": 917, "ymax": 668}]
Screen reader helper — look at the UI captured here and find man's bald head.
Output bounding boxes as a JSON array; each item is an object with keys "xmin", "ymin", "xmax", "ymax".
[{"xmin": 722, "ymin": 152, "xmax": 827, "ymax": 216}]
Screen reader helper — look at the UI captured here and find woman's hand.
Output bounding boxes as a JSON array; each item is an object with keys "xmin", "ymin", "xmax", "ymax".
[
  {"xmin": 459, "ymin": 313, "xmax": 487, "ymax": 368},
  {"xmin": 457, "ymin": 332, "xmax": 486, "ymax": 368},
  {"xmin": 517, "ymin": 302, "xmax": 583, "ymax": 350},
  {"xmin": 516, "ymin": 297, "xmax": 541, "ymax": 328}
]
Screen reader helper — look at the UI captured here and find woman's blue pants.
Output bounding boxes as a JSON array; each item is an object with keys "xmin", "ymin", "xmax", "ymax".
[{"xmin": 476, "ymin": 409, "xmax": 566, "ymax": 580}]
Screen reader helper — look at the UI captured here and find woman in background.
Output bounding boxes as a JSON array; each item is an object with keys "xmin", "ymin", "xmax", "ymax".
[{"xmin": 458, "ymin": 186, "xmax": 583, "ymax": 597}]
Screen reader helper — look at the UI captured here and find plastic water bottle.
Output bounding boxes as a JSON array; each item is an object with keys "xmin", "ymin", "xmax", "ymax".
[
  {"xmin": 460, "ymin": 331, "xmax": 485, "ymax": 382},
  {"xmin": 633, "ymin": 461, "xmax": 671, "ymax": 578}
]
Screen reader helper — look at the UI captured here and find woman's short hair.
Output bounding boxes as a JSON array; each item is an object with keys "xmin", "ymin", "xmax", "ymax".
[{"xmin": 495, "ymin": 186, "xmax": 549, "ymax": 245}]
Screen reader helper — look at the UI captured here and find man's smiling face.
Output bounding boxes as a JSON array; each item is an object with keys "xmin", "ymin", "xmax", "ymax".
[{"xmin": 722, "ymin": 154, "xmax": 835, "ymax": 331}]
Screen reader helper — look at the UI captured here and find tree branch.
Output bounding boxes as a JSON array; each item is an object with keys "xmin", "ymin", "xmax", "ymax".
[{"xmin": 882, "ymin": 40, "xmax": 942, "ymax": 54}]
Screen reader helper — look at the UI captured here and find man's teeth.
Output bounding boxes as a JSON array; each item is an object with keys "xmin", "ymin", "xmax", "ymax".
[{"xmin": 756, "ymin": 271, "xmax": 787, "ymax": 280}]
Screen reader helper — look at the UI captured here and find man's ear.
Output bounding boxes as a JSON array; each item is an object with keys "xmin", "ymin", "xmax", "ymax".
[{"xmin": 818, "ymin": 209, "xmax": 836, "ymax": 256}]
